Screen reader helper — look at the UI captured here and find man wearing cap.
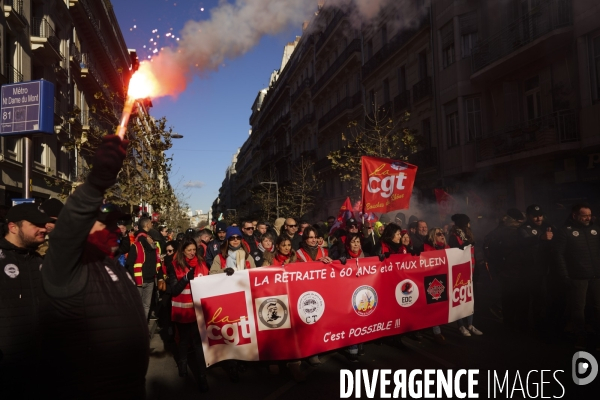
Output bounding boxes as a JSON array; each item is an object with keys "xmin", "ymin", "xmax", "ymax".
[
  {"xmin": 37, "ymin": 198, "xmax": 64, "ymax": 257},
  {"xmin": 206, "ymin": 222, "xmax": 227, "ymax": 267},
  {"xmin": 0, "ymin": 203, "xmax": 50, "ymax": 398},
  {"xmin": 518, "ymin": 205, "xmax": 554, "ymax": 333},
  {"xmin": 126, "ymin": 227, "xmax": 162, "ymax": 321},
  {"xmin": 39, "ymin": 135, "xmax": 148, "ymax": 398},
  {"xmin": 394, "ymin": 213, "xmax": 406, "ymax": 228},
  {"xmin": 115, "ymin": 220, "xmax": 132, "ymax": 267}
]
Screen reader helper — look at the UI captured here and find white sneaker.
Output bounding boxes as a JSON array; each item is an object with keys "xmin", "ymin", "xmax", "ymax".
[
  {"xmin": 459, "ymin": 326, "xmax": 471, "ymax": 336},
  {"xmin": 468, "ymin": 325, "xmax": 483, "ymax": 335}
]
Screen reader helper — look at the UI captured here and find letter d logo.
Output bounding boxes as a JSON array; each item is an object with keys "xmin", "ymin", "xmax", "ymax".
[{"xmin": 572, "ymin": 351, "xmax": 598, "ymax": 385}]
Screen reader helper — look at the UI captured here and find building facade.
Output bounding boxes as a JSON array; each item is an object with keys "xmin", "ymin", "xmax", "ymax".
[
  {"xmin": 1, "ymin": 0, "xmax": 134, "ymax": 206},
  {"xmin": 214, "ymin": 0, "xmax": 600, "ymax": 223}
]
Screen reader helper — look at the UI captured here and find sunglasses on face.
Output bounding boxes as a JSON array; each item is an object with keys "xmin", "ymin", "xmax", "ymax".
[
  {"xmin": 229, "ymin": 236, "xmax": 241, "ymax": 241},
  {"xmin": 244, "ymin": 226, "xmax": 254, "ymax": 230},
  {"xmin": 435, "ymin": 232, "xmax": 444, "ymax": 237},
  {"xmin": 286, "ymin": 224, "xmax": 297, "ymax": 228},
  {"xmin": 166, "ymin": 249, "xmax": 174, "ymax": 254}
]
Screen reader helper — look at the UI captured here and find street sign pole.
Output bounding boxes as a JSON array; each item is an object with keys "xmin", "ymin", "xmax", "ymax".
[{"xmin": 23, "ymin": 135, "xmax": 32, "ymax": 198}]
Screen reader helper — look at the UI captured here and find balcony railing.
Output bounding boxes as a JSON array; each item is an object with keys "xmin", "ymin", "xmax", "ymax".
[
  {"xmin": 312, "ymin": 39, "xmax": 361, "ymax": 96},
  {"xmin": 362, "ymin": 13, "xmax": 429, "ymax": 78},
  {"xmin": 476, "ymin": 109, "xmax": 578, "ymax": 162},
  {"xmin": 291, "ymin": 76, "xmax": 314, "ymax": 104},
  {"xmin": 31, "ymin": 18, "xmax": 63, "ymax": 60},
  {"xmin": 318, "ymin": 92, "xmax": 361, "ymax": 129},
  {"xmin": 5, "ymin": 63, "xmax": 23, "ymax": 83},
  {"xmin": 315, "ymin": 10, "xmax": 345, "ymax": 53},
  {"xmin": 407, "ymin": 147, "xmax": 438, "ymax": 170},
  {"xmin": 412, "ymin": 77, "xmax": 432, "ymax": 103},
  {"xmin": 472, "ymin": 0, "xmax": 572, "ymax": 73},
  {"xmin": 70, "ymin": 42, "xmax": 82, "ymax": 66},
  {"xmin": 291, "ymin": 112, "xmax": 314, "ymax": 136},
  {"xmin": 394, "ymin": 90, "xmax": 411, "ymax": 113}
]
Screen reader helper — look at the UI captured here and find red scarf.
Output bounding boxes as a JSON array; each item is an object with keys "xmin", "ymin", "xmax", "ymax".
[
  {"xmin": 275, "ymin": 253, "xmax": 291, "ymax": 264},
  {"xmin": 346, "ymin": 248, "xmax": 362, "ymax": 259}
]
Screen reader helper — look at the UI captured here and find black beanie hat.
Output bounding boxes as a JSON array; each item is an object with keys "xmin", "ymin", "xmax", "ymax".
[{"xmin": 451, "ymin": 213, "xmax": 470, "ymax": 228}]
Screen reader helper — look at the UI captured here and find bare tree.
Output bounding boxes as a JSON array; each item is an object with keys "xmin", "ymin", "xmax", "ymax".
[{"xmin": 280, "ymin": 155, "xmax": 322, "ymax": 218}]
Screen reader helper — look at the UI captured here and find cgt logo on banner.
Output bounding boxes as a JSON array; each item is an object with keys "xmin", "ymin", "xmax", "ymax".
[
  {"xmin": 361, "ymin": 156, "xmax": 418, "ymax": 214},
  {"xmin": 192, "ymin": 247, "xmax": 474, "ymax": 365}
]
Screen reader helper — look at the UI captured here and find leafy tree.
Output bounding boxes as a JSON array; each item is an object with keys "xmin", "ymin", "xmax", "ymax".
[{"xmin": 327, "ymin": 104, "xmax": 423, "ymax": 198}]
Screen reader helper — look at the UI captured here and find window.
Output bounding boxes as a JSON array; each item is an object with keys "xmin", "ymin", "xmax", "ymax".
[
  {"xmin": 381, "ymin": 24, "xmax": 388, "ymax": 46},
  {"xmin": 33, "ymin": 137, "xmax": 46, "ymax": 167},
  {"xmin": 398, "ymin": 66, "xmax": 406, "ymax": 93},
  {"xmin": 459, "ymin": 11, "xmax": 478, "ymax": 58},
  {"xmin": 465, "ymin": 98, "xmax": 482, "ymax": 141},
  {"xmin": 461, "ymin": 33, "xmax": 478, "ymax": 58},
  {"xmin": 593, "ymin": 36, "xmax": 600, "ymax": 99},
  {"xmin": 421, "ymin": 118, "xmax": 431, "ymax": 147},
  {"xmin": 5, "ymin": 136, "xmax": 20, "ymax": 160},
  {"xmin": 524, "ymin": 75, "xmax": 541, "ymax": 120},
  {"xmin": 383, "ymin": 79, "xmax": 390, "ymax": 104},
  {"xmin": 418, "ymin": 51, "xmax": 428, "ymax": 80},
  {"xmin": 57, "ymin": 145, "xmax": 71, "ymax": 179},
  {"xmin": 446, "ymin": 111, "xmax": 459, "ymax": 148},
  {"xmin": 441, "ymin": 21, "xmax": 455, "ymax": 68}
]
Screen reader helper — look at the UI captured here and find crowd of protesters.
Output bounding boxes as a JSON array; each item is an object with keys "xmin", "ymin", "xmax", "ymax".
[{"xmin": 1, "ymin": 134, "xmax": 598, "ymax": 396}]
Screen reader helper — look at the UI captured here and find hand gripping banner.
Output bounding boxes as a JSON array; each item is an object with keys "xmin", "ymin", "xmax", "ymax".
[{"xmin": 191, "ymin": 247, "xmax": 474, "ymax": 366}]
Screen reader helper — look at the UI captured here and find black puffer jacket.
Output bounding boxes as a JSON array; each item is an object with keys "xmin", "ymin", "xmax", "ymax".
[
  {"xmin": 0, "ymin": 238, "xmax": 44, "ymax": 398},
  {"xmin": 554, "ymin": 218, "xmax": 600, "ymax": 280},
  {"xmin": 39, "ymin": 180, "xmax": 149, "ymax": 399}
]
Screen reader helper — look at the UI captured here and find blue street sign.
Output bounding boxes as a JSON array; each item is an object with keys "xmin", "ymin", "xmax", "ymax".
[
  {"xmin": 0, "ymin": 80, "xmax": 54, "ymax": 135},
  {"xmin": 11, "ymin": 198, "xmax": 35, "ymax": 206}
]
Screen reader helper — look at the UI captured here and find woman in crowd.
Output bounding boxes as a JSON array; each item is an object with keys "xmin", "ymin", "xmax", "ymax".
[
  {"xmin": 210, "ymin": 226, "xmax": 256, "ymax": 274},
  {"xmin": 422, "ymin": 227, "xmax": 450, "ymax": 344},
  {"xmin": 168, "ymin": 237, "xmax": 210, "ymax": 392},
  {"xmin": 158, "ymin": 240, "xmax": 178, "ymax": 338},
  {"xmin": 399, "ymin": 230, "xmax": 417, "ymax": 255},
  {"xmin": 448, "ymin": 214, "xmax": 483, "ymax": 337},
  {"xmin": 374, "ymin": 223, "xmax": 406, "ymax": 258},
  {"xmin": 343, "ymin": 232, "xmax": 367, "ymax": 259},
  {"xmin": 254, "ymin": 232, "xmax": 276, "ymax": 267},
  {"xmin": 270, "ymin": 236, "xmax": 297, "ymax": 266},
  {"xmin": 296, "ymin": 226, "xmax": 333, "ymax": 263}
]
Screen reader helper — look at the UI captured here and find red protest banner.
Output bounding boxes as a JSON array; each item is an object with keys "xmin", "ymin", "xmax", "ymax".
[
  {"xmin": 361, "ymin": 156, "xmax": 418, "ymax": 214},
  {"xmin": 191, "ymin": 247, "xmax": 474, "ymax": 366}
]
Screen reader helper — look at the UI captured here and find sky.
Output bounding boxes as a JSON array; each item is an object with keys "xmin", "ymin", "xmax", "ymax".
[{"xmin": 112, "ymin": 0, "xmax": 302, "ymax": 216}]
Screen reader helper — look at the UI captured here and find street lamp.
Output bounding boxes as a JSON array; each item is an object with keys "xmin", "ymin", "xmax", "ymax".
[
  {"xmin": 171, "ymin": 133, "xmax": 184, "ymax": 139},
  {"xmin": 260, "ymin": 181, "xmax": 279, "ymax": 219}
]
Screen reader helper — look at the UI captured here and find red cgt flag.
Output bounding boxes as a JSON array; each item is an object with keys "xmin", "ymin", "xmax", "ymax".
[
  {"xmin": 434, "ymin": 188, "xmax": 456, "ymax": 221},
  {"xmin": 361, "ymin": 156, "xmax": 417, "ymax": 214}
]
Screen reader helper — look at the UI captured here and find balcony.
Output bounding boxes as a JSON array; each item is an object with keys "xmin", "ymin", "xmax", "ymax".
[
  {"xmin": 318, "ymin": 92, "xmax": 362, "ymax": 129},
  {"xmin": 362, "ymin": 13, "xmax": 429, "ymax": 79},
  {"xmin": 394, "ymin": 90, "xmax": 411, "ymax": 114},
  {"xmin": 31, "ymin": 18, "xmax": 64, "ymax": 63},
  {"xmin": 291, "ymin": 112, "xmax": 314, "ymax": 136},
  {"xmin": 312, "ymin": 39, "xmax": 361, "ymax": 97},
  {"xmin": 70, "ymin": 43, "xmax": 83, "ymax": 71},
  {"xmin": 4, "ymin": 0, "xmax": 28, "ymax": 30},
  {"xmin": 476, "ymin": 109, "xmax": 578, "ymax": 163},
  {"xmin": 407, "ymin": 147, "xmax": 438, "ymax": 171},
  {"xmin": 5, "ymin": 63, "xmax": 23, "ymax": 83},
  {"xmin": 412, "ymin": 77, "xmax": 432, "ymax": 104},
  {"xmin": 80, "ymin": 54, "xmax": 112, "ymax": 99},
  {"xmin": 291, "ymin": 76, "xmax": 314, "ymax": 105},
  {"xmin": 315, "ymin": 10, "xmax": 345, "ymax": 53},
  {"xmin": 471, "ymin": 0, "xmax": 573, "ymax": 80}
]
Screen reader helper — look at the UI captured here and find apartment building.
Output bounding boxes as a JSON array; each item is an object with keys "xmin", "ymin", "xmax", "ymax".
[
  {"xmin": 214, "ymin": 0, "xmax": 600, "ymax": 222},
  {"xmin": 1, "ymin": 0, "xmax": 133, "ymax": 205}
]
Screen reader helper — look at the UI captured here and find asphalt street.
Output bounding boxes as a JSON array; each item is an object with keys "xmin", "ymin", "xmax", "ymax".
[{"xmin": 145, "ymin": 277, "xmax": 599, "ymax": 399}]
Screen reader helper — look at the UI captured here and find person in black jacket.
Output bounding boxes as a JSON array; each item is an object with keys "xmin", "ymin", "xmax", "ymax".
[
  {"xmin": 554, "ymin": 203, "xmax": 600, "ymax": 348},
  {"xmin": 0, "ymin": 203, "xmax": 50, "ymax": 399},
  {"xmin": 518, "ymin": 204, "xmax": 555, "ymax": 334},
  {"xmin": 39, "ymin": 135, "xmax": 148, "ymax": 398},
  {"xmin": 127, "ymin": 228, "xmax": 162, "ymax": 321}
]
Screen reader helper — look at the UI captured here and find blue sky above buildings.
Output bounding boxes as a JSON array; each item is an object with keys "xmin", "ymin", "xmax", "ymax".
[{"xmin": 113, "ymin": 0, "xmax": 301, "ymax": 216}]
